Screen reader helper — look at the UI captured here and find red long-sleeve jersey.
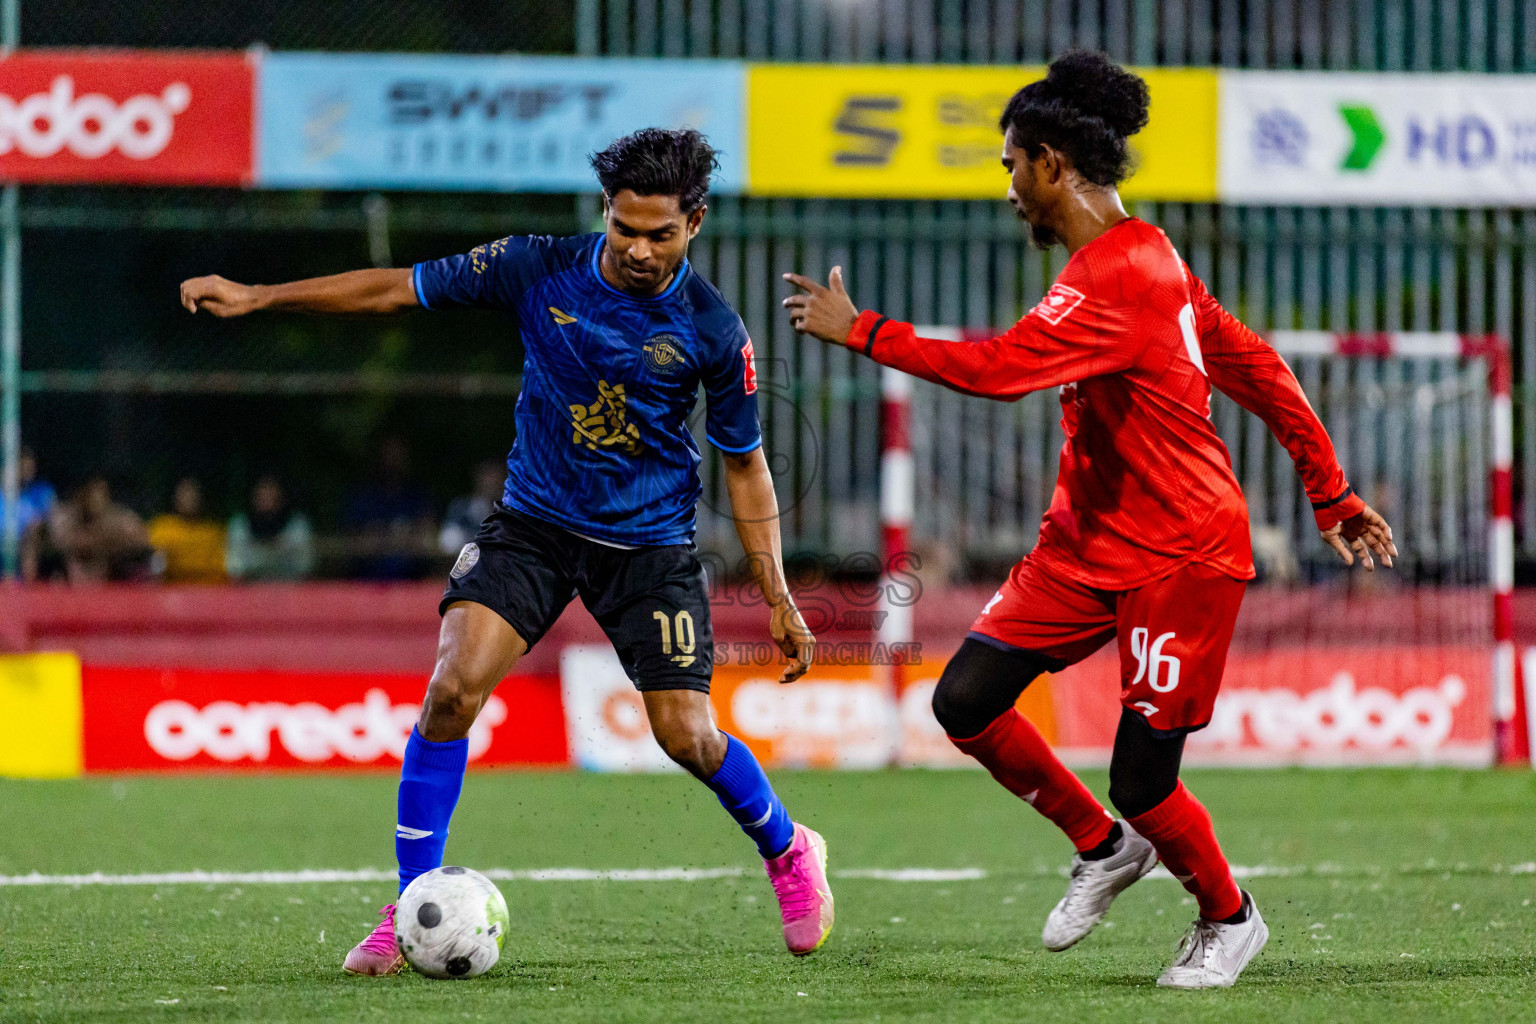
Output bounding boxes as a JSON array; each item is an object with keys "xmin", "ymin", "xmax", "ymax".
[{"xmin": 847, "ymin": 217, "xmax": 1365, "ymax": 590}]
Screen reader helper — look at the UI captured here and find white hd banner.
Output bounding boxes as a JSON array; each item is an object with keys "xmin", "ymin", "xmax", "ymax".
[{"xmin": 1219, "ymin": 71, "xmax": 1536, "ymax": 205}]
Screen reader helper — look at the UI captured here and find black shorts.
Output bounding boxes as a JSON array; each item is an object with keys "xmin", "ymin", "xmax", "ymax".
[{"xmin": 440, "ymin": 504, "xmax": 714, "ymax": 693}]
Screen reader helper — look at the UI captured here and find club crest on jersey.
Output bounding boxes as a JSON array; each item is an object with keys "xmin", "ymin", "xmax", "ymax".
[
  {"xmin": 1031, "ymin": 283, "xmax": 1086, "ymax": 326},
  {"xmin": 450, "ymin": 543, "xmax": 480, "ymax": 579},
  {"xmin": 570, "ymin": 380, "xmax": 645, "ymax": 456},
  {"xmin": 642, "ymin": 334, "xmax": 687, "ymax": 377}
]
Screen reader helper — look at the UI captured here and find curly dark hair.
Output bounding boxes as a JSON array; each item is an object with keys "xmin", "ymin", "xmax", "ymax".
[
  {"xmin": 589, "ymin": 128, "xmax": 719, "ymax": 215},
  {"xmin": 998, "ymin": 50, "xmax": 1151, "ymax": 187}
]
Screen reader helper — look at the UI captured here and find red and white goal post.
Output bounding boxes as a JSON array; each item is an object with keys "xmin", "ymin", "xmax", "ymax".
[{"xmin": 891, "ymin": 326, "xmax": 1532, "ymax": 767}]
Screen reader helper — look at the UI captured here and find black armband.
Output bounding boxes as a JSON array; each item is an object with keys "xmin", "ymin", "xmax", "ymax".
[
  {"xmin": 1311, "ymin": 486, "xmax": 1355, "ymax": 511},
  {"xmin": 864, "ymin": 315, "xmax": 892, "ymax": 357}
]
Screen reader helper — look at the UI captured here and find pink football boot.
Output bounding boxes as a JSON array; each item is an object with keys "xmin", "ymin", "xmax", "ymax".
[
  {"xmin": 764, "ymin": 823, "xmax": 835, "ymax": 956},
  {"xmin": 342, "ymin": 904, "xmax": 407, "ymax": 976}
]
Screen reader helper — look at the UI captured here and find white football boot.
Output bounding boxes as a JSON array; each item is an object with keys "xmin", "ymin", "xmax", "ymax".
[
  {"xmin": 1041, "ymin": 820, "xmax": 1159, "ymax": 951},
  {"xmin": 1157, "ymin": 890, "xmax": 1269, "ymax": 989}
]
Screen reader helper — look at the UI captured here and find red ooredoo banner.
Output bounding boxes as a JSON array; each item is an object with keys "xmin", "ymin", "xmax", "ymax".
[
  {"xmin": 0, "ymin": 50, "xmax": 253, "ymax": 184},
  {"xmin": 81, "ymin": 666, "xmax": 568, "ymax": 771}
]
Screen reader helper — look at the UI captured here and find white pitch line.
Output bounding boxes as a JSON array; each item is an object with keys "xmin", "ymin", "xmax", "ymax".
[
  {"xmin": 1, "ymin": 862, "xmax": 1531, "ymax": 887},
  {"xmin": 836, "ymin": 868, "xmax": 987, "ymax": 882}
]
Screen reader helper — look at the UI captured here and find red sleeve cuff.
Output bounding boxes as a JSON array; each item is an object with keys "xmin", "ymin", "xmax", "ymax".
[
  {"xmin": 848, "ymin": 310, "xmax": 887, "ymax": 354},
  {"xmin": 1312, "ymin": 489, "xmax": 1367, "ymax": 532}
]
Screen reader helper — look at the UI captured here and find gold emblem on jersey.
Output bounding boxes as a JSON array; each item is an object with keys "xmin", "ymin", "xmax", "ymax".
[
  {"xmin": 642, "ymin": 334, "xmax": 686, "ymax": 377},
  {"xmin": 570, "ymin": 380, "xmax": 644, "ymax": 456},
  {"xmin": 549, "ymin": 306, "xmax": 578, "ymax": 326}
]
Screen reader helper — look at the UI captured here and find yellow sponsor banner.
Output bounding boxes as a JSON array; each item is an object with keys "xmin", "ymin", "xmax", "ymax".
[
  {"xmin": 746, "ymin": 64, "xmax": 1217, "ymax": 201},
  {"xmin": 0, "ymin": 652, "xmax": 83, "ymax": 778}
]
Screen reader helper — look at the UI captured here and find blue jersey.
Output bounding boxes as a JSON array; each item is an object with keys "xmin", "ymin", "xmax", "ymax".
[{"xmin": 413, "ymin": 233, "xmax": 761, "ymax": 547}]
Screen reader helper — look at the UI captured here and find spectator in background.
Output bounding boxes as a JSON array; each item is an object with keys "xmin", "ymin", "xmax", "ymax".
[
  {"xmin": 48, "ymin": 475, "xmax": 151, "ymax": 582},
  {"xmin": 438, "ymin": 460, "xmax": 505, "ymax": 556},
  {"xmin": 226, "ymin": 474, "xmax": 314, "ymax": 581},
  {"xmin": 147, "ymin": 477, "xmax": 227, "ymax": 584},
  {"xmin": 344, "ymin": 435, "xmax": 437, "ymax": 580},
  {"xmin": 0, "ymin": 447, "xmax": 58, "ymax": 581}
]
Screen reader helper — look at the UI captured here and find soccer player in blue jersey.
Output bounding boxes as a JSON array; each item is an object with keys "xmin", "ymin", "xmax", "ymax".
[{"xmin": 179, "ymin": 128, "xmax": 834, "ymax": 973}]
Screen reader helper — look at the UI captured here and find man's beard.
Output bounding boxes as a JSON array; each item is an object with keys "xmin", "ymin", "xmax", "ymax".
[
  {"xmin": 1028, "ymin": 218, "xmax": 1059, "ymax": 250},
  {"xmin": 1015, "ymin": 204, "xmax": 1058, "ymax": 250}
]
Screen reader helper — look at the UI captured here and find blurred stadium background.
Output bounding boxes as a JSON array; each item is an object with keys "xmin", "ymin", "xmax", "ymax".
[{"xmin": 1, "ymin": 0, "xmax": 1534, "ymax": 780}]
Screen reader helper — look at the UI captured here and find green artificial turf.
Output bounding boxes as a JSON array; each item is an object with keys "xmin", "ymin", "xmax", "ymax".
[{"xmin": 1, "ymin": 768, "xmax": 1533, "ymax": 1023}]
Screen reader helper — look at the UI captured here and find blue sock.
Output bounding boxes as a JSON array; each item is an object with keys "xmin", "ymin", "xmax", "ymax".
[
  {"xmin": 395, "ymin": 727, "xmax": 469, "ymax": 893},
  {"xmin": 706, "ymin": 734, "xmax": 796, "ymax": 859}
]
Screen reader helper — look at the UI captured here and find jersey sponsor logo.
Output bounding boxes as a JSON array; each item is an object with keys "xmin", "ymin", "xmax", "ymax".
[
  {"xmin": 741, "ymin": 338, "xmax": 758, "ymax": 394},
  {"xmin": 548, "ymin": 305, "xmax": 578, "ymax": 326},
  {"xmin": 569, "ymin": 380, "xmax": 644, "ymax": 456},
  {"xmin": 1030, "ymin": 283, "xmax": 1086, "ymax": 326},
  {"xmin": 641, "ymin": 333, "xmax": 687, "ymax": 377},
  {"xmin": 450, "ymin": 543, "xmax": 480, "ymax": 579}
]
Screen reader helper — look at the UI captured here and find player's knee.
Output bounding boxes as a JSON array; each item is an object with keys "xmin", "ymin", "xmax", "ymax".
[
  {"xmin": 650, "ymin": 712, "xmax": 722, "ymax": 777},
  {"xmin": 931, "ymin": 665, "xmax": 978, "ymax": 738},
  {"xmin": 418, "ymin": 666, "xmax": 489, "ymax": 742},
  {"xmin": 932, "ymin": 639, "xmax": 1050, "ymax": 740}
]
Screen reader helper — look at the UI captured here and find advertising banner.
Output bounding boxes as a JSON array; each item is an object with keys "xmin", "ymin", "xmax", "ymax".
[
  {"xmin": 560, "ymin": 644, "xmax": 901, "ymax": 770},
  {"xmin": 560, "ymin": 645, "xmax": 678, "ymax": 772},
  {"xmin": 0, "ymin": 653, "xmax": 82, "ymax": 779},
  {"xmin": 258, "ymin": 53, "xmax": 744, "ymax": 192},
  {"xmin": 1049, "ymin": 645, "xmax": 1492, "ymax": 765},
  {"xmin": 1219, "ymin": 71, "xmax": 1536, "ymax": 205},
  {"xmin": 746, "ymin": 64, "xmax": 1217, "ymax": 200},
  {"xmin": 0, "ymin": 50, "xmax": 253, "ymax": 185},
  {"xmin": 80, "ymin": 666, "xmax": 567, "ymax": 771}
]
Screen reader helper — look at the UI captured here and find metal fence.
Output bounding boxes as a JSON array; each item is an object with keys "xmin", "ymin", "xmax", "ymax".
[
  {"xmin": 577, "ymin": 0, "xmax": 1536, "ymax": 69},
  {"xmin": 13, "ymin": 0, "xmax": 1535, "ymax": 579},
  {"xmin": 574, "ymin": 0, "xmax": 1535, "ymax": 576},
  {"xmin": 686, "ymin": 199, "xmax": 1502, "ymax": 582}
]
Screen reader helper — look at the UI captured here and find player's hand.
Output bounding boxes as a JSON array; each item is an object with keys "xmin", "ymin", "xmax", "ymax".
[
  {"xmin": 1321, "ymin": 504, "xmax": 1397, "ymax": 571},
  {"xmin": 782, "ymin": 266, "xmax": 859, "ymax": 345},
  {"xmin": 180, "ymin": 275, "xmax": 262, "ymax": 318},
  {"xmin": 770, "ymin": 598, "xmax": 815, "ymax": 684}
]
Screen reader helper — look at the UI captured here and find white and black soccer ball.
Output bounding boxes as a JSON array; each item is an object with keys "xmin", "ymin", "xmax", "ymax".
[{"xmin": 395, "ymin": 866, "xmax": 509, "ymax": 979}]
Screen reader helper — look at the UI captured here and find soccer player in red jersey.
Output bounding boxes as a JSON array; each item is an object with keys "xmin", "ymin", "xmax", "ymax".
[{"xmin": 784, "ymin": 51, "xmax": 1397, "ymax": 988}]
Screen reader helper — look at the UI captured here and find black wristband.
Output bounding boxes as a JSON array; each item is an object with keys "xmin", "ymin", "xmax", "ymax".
[
  {"xmin": 1311, "ymin": 486, "xmax": 1355, "ymax": 511},
  {"xmin": 864, "ymin": 315, "xmax": 891, "ymax": 357}
]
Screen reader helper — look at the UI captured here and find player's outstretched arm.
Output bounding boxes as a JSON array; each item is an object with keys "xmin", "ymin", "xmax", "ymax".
[
  {"xmin": 783, "ymin": 267, "xmax": 1132, "ymax": 399},
  {"xmin": 179, "ymin": 268, "xmax": 418, "ymax": 318},
  {"xmin": 721, "ymin": 447, "xmax": 815, "ymax": 684}
]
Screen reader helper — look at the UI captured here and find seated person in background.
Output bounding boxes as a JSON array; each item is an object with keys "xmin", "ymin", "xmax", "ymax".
[
  {"xmin": 0, "ymin": 447, "xmax": 58, "ymax": 581},
  {"xmin": 344, "ymin": 436, "xmax": 437, "ymax": 580},
  {"xmin": 438, "ymin": 460, "xmax": 505, "ymax": 556},
  {"xmin": 48, "ymin": 476, "xmax": 152, "ymax": 583},
  {"xmin": 148, "ymin": 477, "xmax": 227, "ymax": 584},
  {"xmin": 226, "ymin": 475, "xmax": 314, "ymax": 581}
]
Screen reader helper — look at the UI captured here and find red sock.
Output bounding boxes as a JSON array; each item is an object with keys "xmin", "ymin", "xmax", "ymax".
[
  {"xmin": 1129, "ymin": 781, "xmax": 1242, "ymax": 920},
  {"xmin": 950, "ymin": 709, "xmax": 1114, "ymax": 852}
]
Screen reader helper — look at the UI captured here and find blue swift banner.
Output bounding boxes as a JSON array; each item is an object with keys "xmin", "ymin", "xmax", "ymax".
[{"xmin": 257, "ymin": 53, "xmax": 745, "ymax": 192}]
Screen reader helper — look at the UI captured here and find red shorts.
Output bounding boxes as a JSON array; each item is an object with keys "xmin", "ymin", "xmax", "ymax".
[{"xmin": 969, "ymin": 557, "xmax": 1246, "ymax": 735}]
